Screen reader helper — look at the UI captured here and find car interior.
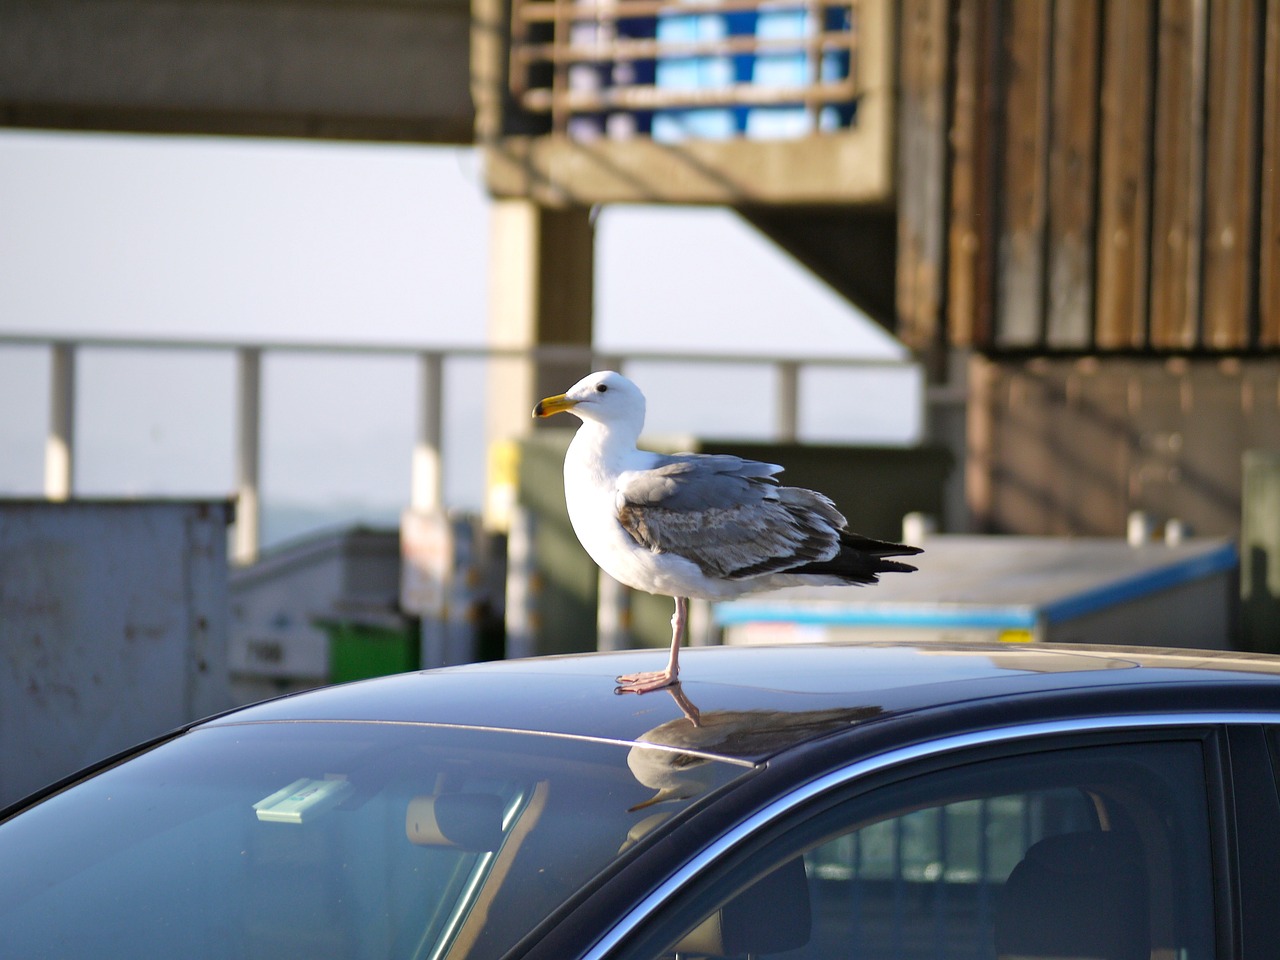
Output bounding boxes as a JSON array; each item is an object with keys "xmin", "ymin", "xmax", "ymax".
[{"xmin": 650, "ymin": 740, "xmax": 1214, "ymax": 960}]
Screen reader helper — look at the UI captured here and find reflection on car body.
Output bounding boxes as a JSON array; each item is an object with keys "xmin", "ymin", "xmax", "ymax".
[{"xmin": 3, "ymin": 641, "xmax": 1280, "ymax": 960}]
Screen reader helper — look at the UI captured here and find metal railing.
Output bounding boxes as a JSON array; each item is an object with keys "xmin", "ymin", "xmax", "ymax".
[
  {"xmin": 0, "ymin": 332, "xmax": 920, "ymax": 564},
  {"xmin": 508, "ymin": 0, "xmax": 864, "ymax": 137}
]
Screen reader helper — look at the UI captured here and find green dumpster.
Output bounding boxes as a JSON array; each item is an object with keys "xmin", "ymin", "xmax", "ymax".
[{"xmin": 319, "ymin": 613, "xmax": 419, "ymax": 684}]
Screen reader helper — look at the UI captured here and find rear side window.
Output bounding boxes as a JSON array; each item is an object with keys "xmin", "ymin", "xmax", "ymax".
[{"xmin": 627, "ymin": 738, "xmax": 1216, "ymax": 960}]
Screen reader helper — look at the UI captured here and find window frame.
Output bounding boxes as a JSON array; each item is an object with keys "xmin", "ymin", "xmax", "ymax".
[
  {"xmin": 585, "ymin": 712, "xmax": 1257, "ymax": 960},
  {"xmin": 1227, "ymin": 724, "xmax": 1280, "ymax": 960}
]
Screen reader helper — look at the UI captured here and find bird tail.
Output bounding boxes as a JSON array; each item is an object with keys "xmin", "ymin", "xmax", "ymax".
[{"xmin": 792, "ymin": 531, "xmax": 922, "ymax": 584}]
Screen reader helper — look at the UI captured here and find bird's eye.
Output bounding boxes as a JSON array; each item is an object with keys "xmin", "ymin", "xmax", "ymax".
[{"xmin": 596, "ymin": 384, "xmax": 608, "ymax": 393}]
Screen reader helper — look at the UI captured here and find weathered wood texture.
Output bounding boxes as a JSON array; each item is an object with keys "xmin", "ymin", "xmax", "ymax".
[
  {"xmin": 1095, "ymin": 0, "xmax": 1155, "ymax": 350},
  {"xmin": 896, "ymin": 0, "xmax": 952, "ymax": 359},
  {"xmin": 1201, "ymin": 0, "xmax": 1263, "ymax": 350},
  {"xmin": 1044, "ymin": 0, "xmax": 1100, "ymax": 350},
  {"xmin": 947, "ymin": 0, "xmax": 999, "ymax": 348},
  {"xmin": 946, "ymin": 0, "xmax": 1277, "ymax": 354},
  {"xmin": 994, "ymin": 0, "xmax": 1052, "ymax": 349},
  {"xmin": 968, "ymin": 355, "xmax": 1280, "ymax": 536},
  {"xmin": 1262, "ymin": 1, "xmax": 1280, "ymax": 346}
]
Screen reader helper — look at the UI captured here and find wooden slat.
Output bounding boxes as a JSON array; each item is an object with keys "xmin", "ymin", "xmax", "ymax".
[
  {"xmin": 895, "ymin": 0, "xmax": 950, "ymax": 357},
  {"xmin": 1261, "ymin": 0, "xmax": 1280, "ymax": 347},
  {"xmin": 1095, "ymin": 0, "xmax": 1156, "ymax": 350},
  {"xmin": 515, "ymin": 31, "xmax": 858, "ymax": 66},
  {"xmin": 1201, "ymin": 0, "xmax": 1262, "ymax": 350},
  {"xmin": 1044, "ymin": 0, "xmax": 1101, "ymax": 349},
  {"xmin": 1149, "ymin": 0, "xmax": 1207, "ymax": 350},
  {"xmin": 947, "ymin": 0, "xmax": 999, "ymax": 348},
  {"xmin": 995, "ymin": 0, "xmax": 1051, "ymax": 349},
  {"xmin": 519, "ymin": 78, "xmax": 858, "ymax": 112},
  {"xmin": 517, "ymin": 0, "xmax": 852, "ymax": 22}
]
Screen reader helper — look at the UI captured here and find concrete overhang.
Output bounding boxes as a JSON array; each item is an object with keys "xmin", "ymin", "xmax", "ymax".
[{"xmin": 0, "ymin": 0, "xmax": 474, "ymax": 143}]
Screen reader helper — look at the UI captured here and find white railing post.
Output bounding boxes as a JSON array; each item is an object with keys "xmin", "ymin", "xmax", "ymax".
[
  {"xmin": 44, "ymin": 342, "xmax": 76, "ymax": 501},
  {"xmin": 412, "ymin": 351, "xmax": 445, "ymax": 512},
  {"xmin": 776, "ymin": 360, "xmax": 800, "ymax": 442},
  {"xmin": 234, "ymin": 348, "xmax": 262, "ymax": 565},
  {"xmin": 597, "ymin": 571, "xmax": 630, "ymax": 651}
]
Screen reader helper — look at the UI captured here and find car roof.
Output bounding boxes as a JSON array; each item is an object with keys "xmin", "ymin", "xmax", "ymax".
[{"xmin": 203, "ymin": 642, "xmax": 1280, "ymax": 763}]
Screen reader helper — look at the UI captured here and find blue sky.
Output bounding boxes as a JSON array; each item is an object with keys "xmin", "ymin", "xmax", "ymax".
[{"xmin": 0, "ymin": 129, "xmax": 916, "ymax": 542}]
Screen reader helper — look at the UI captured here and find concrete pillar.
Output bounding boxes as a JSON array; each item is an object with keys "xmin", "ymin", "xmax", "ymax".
[
  {"xmin": 44, "ymin": 343, "xmax": 75, "ymax": 501},
  {"xmin": 234, "ymin": 348, "xmax": 262, "ymax": 565},
  {"xmin": 484, "ymin": 199, "xmax": 595, "ymax": 530},
  {"xmin": 411, "ymin": 351, "xmax": 445, "ymax": 513}
]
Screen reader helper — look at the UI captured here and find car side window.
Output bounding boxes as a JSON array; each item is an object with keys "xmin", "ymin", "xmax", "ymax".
[{"xmin": 626, "ymin": 738, "xmax": 1215, "ymax": 960}]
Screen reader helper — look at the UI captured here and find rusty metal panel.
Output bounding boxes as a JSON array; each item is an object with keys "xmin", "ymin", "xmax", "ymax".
[
  {"xmin": 1094, "ymin": 0, "xmax": 1155, "ymax": 350},
  {"xmin": 0, "ymin": 500, "xmax": 232, "ymax": 807},
  {"xmin": 1201, "ymin": 0, "xmax": 1264, "ymax": 350}
]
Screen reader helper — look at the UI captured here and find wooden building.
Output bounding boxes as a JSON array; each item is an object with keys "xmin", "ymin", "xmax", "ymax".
[
  {"xmin": 476, "ymin": 0, "xmax": 1280, "ymax": 540},
  {"xmin": 3, "ymin": 0, "xmax": 1278, "ymax": 542},
  {"xmin": 901, "ymin": 0, "xmax": 1280, "ymax": 540}
]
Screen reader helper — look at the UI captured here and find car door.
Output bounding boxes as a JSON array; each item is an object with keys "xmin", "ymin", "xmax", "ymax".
[
  {"xmin": 1228, "ymin": 724, "xmax": 1280, "ymax": 960},
  {"xmin": 602, "ymin": 723, "xmax": 1225, "ymax": 960}
]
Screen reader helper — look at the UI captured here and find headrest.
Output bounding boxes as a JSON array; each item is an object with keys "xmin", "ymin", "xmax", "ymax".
[
  {"xmin": 995, "ymin": 831, "xmax": 1148, "ymax": 960},
  {"xmin": 674, "ymin": 856, "xmax": 811, "ymax": 957},
  {"xmin": 405, "ymin": 793, "xmax": 505, "ymax": 852}
]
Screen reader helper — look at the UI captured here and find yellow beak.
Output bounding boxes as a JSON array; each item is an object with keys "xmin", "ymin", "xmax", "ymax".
[{"xmin": 533, "ymin": 393, "xmax": 578, "ymax": 418}]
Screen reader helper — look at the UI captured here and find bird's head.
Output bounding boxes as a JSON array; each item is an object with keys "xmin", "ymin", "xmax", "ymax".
[{"xmin": 533, "ymin": 370, "xmax": 646, "ymax": 431}]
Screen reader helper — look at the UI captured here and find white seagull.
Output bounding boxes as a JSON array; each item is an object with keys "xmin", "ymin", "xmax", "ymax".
[{"xmin": 534, "ymin": 370, "xmax": 922, "ymax": 694}]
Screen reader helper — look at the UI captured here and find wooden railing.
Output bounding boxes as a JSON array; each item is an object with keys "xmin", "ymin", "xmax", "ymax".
[{"xmin": 507, "ymin": 0, "xmax": 863, "ymax": 139}]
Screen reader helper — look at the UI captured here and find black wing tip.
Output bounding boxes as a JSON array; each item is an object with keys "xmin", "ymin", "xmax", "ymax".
[
  {"xmin": 790, "ymin": 548, "xmax": 920, "ymax": 583},
  {"xmin": 839, "ymin": 532, "xmax": 924, "ymax": 559},
  {"xmin": 875, "ymin": 558, "xmax": 918, "ymax": 574}
]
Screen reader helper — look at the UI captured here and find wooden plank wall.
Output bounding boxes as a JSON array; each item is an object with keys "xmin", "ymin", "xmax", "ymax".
[
  {"xmin": 941, "ymin": 0, "xmax": 1280, "ymax": 354},
  {"xmin": 897, "ymin": 0, "xmax": 952, "ymax": 366},
  {"xmin": 968, "ymin": 356, "xmax": 1280, "ymax": 536}
]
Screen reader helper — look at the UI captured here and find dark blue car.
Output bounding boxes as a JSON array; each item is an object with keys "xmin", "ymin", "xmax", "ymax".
[{"xmin": 3, "ymin": 641, "xmax": 1278, "ymax": 959}]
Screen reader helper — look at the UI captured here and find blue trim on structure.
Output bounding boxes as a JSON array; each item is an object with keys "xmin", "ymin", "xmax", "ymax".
[
  {"xmin": 714, "ymin": 542, "xmax": 1239, "ymax": 631},
  {"xmin": 1040, "ymin": 541, "xmax": 1238, "ymax": 624},
  {"xmin": 713, "ymin": 603, "xmax": 1039, "ymax": 631}
]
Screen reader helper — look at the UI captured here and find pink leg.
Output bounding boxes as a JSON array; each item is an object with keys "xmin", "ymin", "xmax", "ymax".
[{"xmin": 615, "ymin": 596, "xmax": 687, "ymax": 694}]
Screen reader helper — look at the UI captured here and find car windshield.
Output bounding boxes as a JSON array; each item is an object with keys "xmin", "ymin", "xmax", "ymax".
[{"xmin": 0, "ymin": 720, "xmax": 751, "ymax": 959}]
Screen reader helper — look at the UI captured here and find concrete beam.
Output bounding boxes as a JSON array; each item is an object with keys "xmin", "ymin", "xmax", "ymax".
[{"xmin": 0, "ymin": 0, "xmax": 473, "ymax": 143}]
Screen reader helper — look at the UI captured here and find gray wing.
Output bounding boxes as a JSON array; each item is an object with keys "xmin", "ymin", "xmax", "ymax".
[{"xmin": 615, "ymin": 454, "xmax": 847, "ymax": 580}]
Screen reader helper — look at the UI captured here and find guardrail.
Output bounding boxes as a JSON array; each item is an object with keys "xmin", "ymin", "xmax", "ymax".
[{"xmin": 0, "ymin": 332, "xmax": 921, "ymax": 564}]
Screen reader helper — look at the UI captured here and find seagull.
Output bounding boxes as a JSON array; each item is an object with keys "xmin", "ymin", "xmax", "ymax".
[{"xmin": 533, "ymin": 370, "xmax": 922, "ymax": 694}]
